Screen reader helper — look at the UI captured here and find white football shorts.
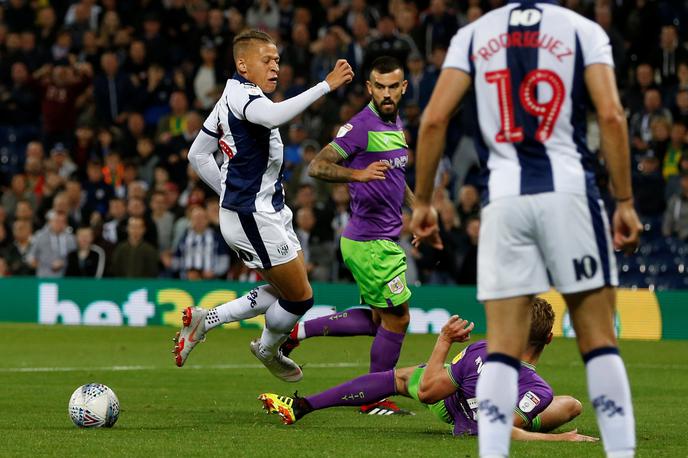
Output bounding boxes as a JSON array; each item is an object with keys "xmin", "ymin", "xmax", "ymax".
[
  {"xmin": 219, "ymin": 205, "xmax": 301, "ymax": 270},
  {"xmin": 477, "ymin": 192, "xmax": 618, "ymax": 301}
]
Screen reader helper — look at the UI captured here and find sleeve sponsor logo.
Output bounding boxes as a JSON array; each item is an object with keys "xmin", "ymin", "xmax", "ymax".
[
  {"xmin": 518, "ymin": 391, "xmax": 541, "ymax": 413},
  {"xmin": 387, "ymin": 276, "xmax": 404, "ymax": 294},
  {"xmin": 336, "ymin": 123, "xmax": 353, "ymax": 138}
]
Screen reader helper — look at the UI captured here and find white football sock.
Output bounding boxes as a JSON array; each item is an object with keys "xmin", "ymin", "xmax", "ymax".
[
  {"xmin": 296, "ymin": 322, "xmax": 306, "ymax": 340},
  {"xmin": 259, "ymin": 301, "xmax": 301, "ymax": 356},
  {"xmin": 476, "ymin": 354, "xmax": 520, "ymax": 458},
  {"xmin": 584, "ymin": 349, "xmax": 636, "ymax": 457},
  {"xmin": 204, "ymin": 285, "xmax": 278, "ymax": 331}
]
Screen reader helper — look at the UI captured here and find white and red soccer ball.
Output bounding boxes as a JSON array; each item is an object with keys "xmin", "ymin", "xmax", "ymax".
[{"xmin": 68, "ymin": 383, "xmax": 120, "ymax": 428}]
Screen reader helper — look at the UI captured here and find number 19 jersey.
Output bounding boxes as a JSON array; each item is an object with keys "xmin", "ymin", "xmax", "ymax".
[{"xmin": 444, "ymin": 0, "xmax": 614, "ymax": 204}]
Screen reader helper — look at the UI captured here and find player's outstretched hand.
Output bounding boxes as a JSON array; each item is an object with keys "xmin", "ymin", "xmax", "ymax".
[
  {"xmin": 440, "ymin": 315, "xmax": 475, "ymax": 344},
  {"xmin": 410, "ymin": 204, "xmax": 444, "ymax": 249},
  {"xmin": 554, "ymin": 429, "xmax": 599, "ymax": 442},
  {"xmin": 353, "ymin": 160, "xmax": 390, "ymax": 182},
  {"xmin": 612, "ymin": 200, "xmax": 643, "ymax": 254},
  {"xmin": 325, "ymin": 59, "xmax": 354, "ymax": 91}
]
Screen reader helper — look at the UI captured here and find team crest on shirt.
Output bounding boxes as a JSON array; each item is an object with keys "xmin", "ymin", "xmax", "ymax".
[
  {"xmin": 336, "ymin": 123, "xmax": 353, "ymax": 138},
  {"xmin": 387, "ymin": 276, "xmax": 404, "ymax": 294},
  {"xmin": 518, "ymin": 391, "xmax": 541, "ymax": 413},
  {"xmin": 242, "ymin": 82, "xmax": 262, "ymax": 96}
]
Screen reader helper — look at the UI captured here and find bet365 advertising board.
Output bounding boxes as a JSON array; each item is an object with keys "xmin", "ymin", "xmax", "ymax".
[{"xmin": 0, "ymin": 278, "xmax": 684, "ymax": 340}]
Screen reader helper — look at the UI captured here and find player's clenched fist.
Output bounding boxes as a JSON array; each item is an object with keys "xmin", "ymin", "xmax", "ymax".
[
  {"xmin": 325, "ymin": 59, "xmax": 354, "ymax": 91},
  {"xmin": 352, "ymin": 160, "xmax": 390, "ymax": 182}
]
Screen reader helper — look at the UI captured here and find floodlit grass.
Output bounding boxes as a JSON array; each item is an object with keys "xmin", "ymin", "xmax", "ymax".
[{"xmin": 1, "ymin": 324, "xmax": 685, "ymax": 457}]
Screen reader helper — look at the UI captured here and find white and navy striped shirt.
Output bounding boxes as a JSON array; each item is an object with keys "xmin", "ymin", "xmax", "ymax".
[
  {"xmin": 444, "ymin": 0, "xmax": 614, "ymax": 204},
  {"xmin": 201, "ymin": 74, "xmax": 286, "ymax": 213},
  {"xmin": 172, "ymin": 228, "xmax": 230, "ymax": 278}
]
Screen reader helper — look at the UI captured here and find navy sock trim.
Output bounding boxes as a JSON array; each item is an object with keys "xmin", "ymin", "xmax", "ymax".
[
  {"xmin": 485, "ymin": 352, "xmax": 521, "ymax": 372},
  {"xmin": 582, "ymin": 346, "xmax": 619, "ymax": 364},
  {"xmin": 279, "ymin": 297, "xmax": 314, "ymax": 315}
]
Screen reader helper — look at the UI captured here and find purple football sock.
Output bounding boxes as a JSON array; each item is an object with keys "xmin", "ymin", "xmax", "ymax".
[
  {"xmin": 303, "ymin": 308, "xmax": 378, "ymax": 338},
  {"xmin": 306, "ymin": 370, "xmax": 395, "ymax": 410},
  {"xmin": 369, "ymin": 327, "xmax": 406, "ymax": 373}
]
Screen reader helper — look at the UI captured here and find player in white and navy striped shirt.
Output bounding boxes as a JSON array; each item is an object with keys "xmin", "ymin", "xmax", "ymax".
[
  {"xmin": 411, "ymin": 2, "xmax": 641, "ymax": 457},
  {"xmin": 173, "ymin": 30, "xmax": 354, "ymax": 382}
]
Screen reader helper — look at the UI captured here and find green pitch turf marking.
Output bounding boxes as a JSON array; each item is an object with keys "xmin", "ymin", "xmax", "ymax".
[{"xmin": 1, "ymin": 324, "xmax": 687, "ymax": 457}]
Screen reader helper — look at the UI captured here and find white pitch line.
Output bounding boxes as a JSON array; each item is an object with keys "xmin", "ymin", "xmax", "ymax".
[
  {"xmin": 1, "ymin": 361, "xmax": 685, "ymax": 373},
  {"xmin": 0, "ymin": 362, "xmax": 369, "ymax": 373}
]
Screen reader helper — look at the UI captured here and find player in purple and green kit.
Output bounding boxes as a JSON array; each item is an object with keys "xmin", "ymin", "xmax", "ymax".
[
  {"xmin": 260, "ymin": 298, "xmax": 598, "ymax": 443},
  {"xmin": 279, "ymin": 57, "xmax": 426, "ymax": 415}
]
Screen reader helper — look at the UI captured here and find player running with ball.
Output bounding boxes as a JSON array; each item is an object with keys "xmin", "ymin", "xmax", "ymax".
[
  {"xmin": 280, "ymin": 57, "xmax": 429, "ymax": 415},
  {"xmin": 173, "ymin": 30, "xmax": 353, "ymax": 382}
]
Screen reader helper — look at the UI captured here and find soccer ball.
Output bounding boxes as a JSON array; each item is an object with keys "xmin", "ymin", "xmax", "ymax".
[{"xmin": 68, "ymin": 383, "xmax": 120, "ymax": 428}]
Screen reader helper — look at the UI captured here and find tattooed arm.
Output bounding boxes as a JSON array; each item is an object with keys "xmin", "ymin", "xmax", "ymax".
[{"xmin": 308, "ymin": 144, "xmax": 390, "ymax": 183}]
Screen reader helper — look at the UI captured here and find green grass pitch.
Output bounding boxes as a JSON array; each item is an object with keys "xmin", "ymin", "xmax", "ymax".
[{"xmin": 1, "ymin": 324, "xmax": 686, "ymax": 457}]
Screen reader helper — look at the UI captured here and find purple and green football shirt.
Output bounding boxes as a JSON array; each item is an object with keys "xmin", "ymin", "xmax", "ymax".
[
  {"xmin": 329, "ymin": 101, "xmax": 408, "ymax": 241},
  {"xmin": 445, "ymin": 340, "xmax": 554, "ymax": 435}
]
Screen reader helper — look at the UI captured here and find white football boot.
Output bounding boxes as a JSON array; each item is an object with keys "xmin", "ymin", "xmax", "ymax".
[
  {"xmin": 173, "ymin": 307, "xmax": 208, "ymax": 367},
  {"xmin": 250, "ymin": 339, "xmax": 303, "ymax": 382}
]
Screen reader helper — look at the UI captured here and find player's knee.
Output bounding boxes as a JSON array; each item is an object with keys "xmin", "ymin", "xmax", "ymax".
[
  {"xmin": 561, "ymin": 396, "xmax": 583, "ymax": 420},
  {"xmin": 281, "ymin": 283, "xmax": 313, "ymax": 302}
]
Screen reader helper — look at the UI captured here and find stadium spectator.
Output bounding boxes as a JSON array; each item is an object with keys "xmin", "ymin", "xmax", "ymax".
[
  {"xmin": 194, "ymin": 42, "xmax": 222, "ymax": 111},
  {"xmin": 83, "ymin": 159, "xmax": 114, "ymax": 218},
  {"xmin": 28, "ymin": 212, "xmax": 76, "ymax": 278},
  {"xmin": 282, "ymin": 22, "xmax": 312, "ymax": 82},
  {"xmin": 111, "ymin": 216, "xmax": 159, "ymax": 278},
  {"xmin": 94, "ymin": 51, "xmax": 133, "ymax": 126},
  {"xmin": 102, "ymin": 197, "xmax": 126, "ymax": 244},
  {"xmin": 655, "ymin": 25, "xmax": 688, "ymax": 89},
  {"xmin": 172, "ymin": 206, "xmax": 229, "ymax": 280},
  {"xmin": 295, "ymin": 206, "xmax": 332, "ymax": 281},
  {"xmin": 13, "ymin": 199, "xmax": 35, "ymax": 226},
  {"xmin": 624, "ymin": 63, "xmax": 657, "ymax": 118},
  {"xmin": 673, "ymin": 89, "xmax": 688, "ymax": 125},
  {"xmin": 2, "ymin": 174, "xmax": 35, "ymax": 218},
  {"xmin": 663, "ymin": 171, "xmax": 688, "ymax": 241},
  {"xmin": 363, "ymin": 16, "xmax": 413, "ymax": 75},
  {"xmin": 50, "ymin": 143, "xmax": 77, "ymax": 179},
  {"xmin": 343, "ymin": 14, "xmax": 370, "ymax": 82},
  {"xmin": 419, "ymin": 0, "xmax": 458, "ymax": 60},
  {"xmin": 594, "ymin": 4, "xmax": 626, "ymax": 87},
  {"xmin": 0, "ymin": 61, "xmax": 40, "ymax": 127},
  {"xmin": 135, "ymin": 137, "xmax": 159, "ymax": 185},
  {"xmin": 2, "ymin": 219, "xmax": 34, "ymax": 276},
  {"xmin": 150, "ymin": 190, "xmax": 174, "ymax": 252},
  {"xmin": 246, "ymin": 0, "xmax": 279, "ymax": 31},
  {"xmin": 35, "ymin": 61, "xmax": 92, "ymax": 146},
  {"xmin": 65, "ymin": 226, "xmax": 105, "ymax": 278},
  {"xmin": 630, "ymin": 88, "xmax": 672, "ymax": 150},
  {"xmin": 633, "ymin": 150, "xmax": 666, "ymax": 218},
  {"xmin": 157, "ymin": 90, "xmax": 189, "ymax": 143},
  {"xmin": 117, "ymin": 196, "xmax": 158, "ymax": 248}
]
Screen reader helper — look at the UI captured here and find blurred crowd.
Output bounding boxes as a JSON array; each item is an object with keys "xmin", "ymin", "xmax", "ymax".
[{"xmin": 0, "ymin": 0, "xmax": 687, "ymax": 287}]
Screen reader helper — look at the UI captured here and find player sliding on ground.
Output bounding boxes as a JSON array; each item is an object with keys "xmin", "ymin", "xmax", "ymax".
[
  {"xmin": 260, "ymin": 298, "xmax": 597, "ymax": 443},
  {"xmin": 411, "ymin": 3, "xmax": 641, "ymax": 456},
  {"xmin": 173, "ymin": 30, "xmax": 353, "ymax": 382},
  {"xmin": 280, "ymin": 56, "xmax": 423, "ymax": 415}
]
